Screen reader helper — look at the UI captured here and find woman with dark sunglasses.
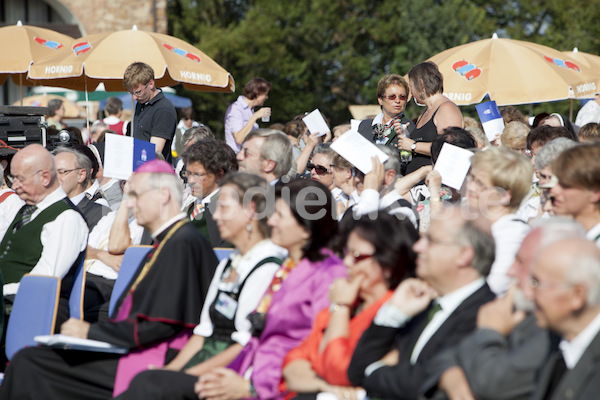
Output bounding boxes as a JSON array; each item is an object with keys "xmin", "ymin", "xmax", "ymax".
[
  {"xmin": 357, "ymin": 74, "xmax": 412, "ymax": 148},
  {"xmin": 307, "ymin": 144, "xmax": 335, "ymax": 192}
]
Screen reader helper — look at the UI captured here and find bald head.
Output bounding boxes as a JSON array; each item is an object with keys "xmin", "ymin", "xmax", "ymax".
[
  {"xmin": 10, "ymin": 144, "xmax": 58, "ymax": 205},
  {"xmin": 532, "ymin": 237, "xmax": 600, "ymax": 337},
  {"xmin": 543, "ymin": 238, "xmax": 600, "ymax": 305}
]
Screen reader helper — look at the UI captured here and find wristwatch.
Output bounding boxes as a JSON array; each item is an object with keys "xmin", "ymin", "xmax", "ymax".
[{"xmin": 410, "ymin": 142, "xmax": 417, "ymax": 153}]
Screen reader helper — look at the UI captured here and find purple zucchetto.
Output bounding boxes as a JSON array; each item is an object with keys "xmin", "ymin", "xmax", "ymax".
[{"xmin": 134, "ymin": 159, "xmax": 175, "ymax": 175}]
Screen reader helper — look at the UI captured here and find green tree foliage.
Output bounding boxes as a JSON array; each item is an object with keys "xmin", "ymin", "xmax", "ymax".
[{"xmin": 168, "ymin": 0, "xmax": 596, "ymax": 135}]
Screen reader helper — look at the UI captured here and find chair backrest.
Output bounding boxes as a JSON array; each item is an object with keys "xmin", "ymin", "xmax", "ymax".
[
  {"xmin": 213, "ymin": 247, "xmax": 234, "ymax": 263},
  {"xmin": 68, "ymin": 254, "xmax": 87, "ymax": 320},
  {"xmin": 108, "ymin": 246, "xmax": 153, "ymax": 316},
  {"xmin": 5, "ymin": 275, "xmax": 61, "ymax": 360}
]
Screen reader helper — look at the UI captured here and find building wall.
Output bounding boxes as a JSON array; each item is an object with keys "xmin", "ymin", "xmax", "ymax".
[{"xmin": 58, "ymin": 0, "xmax": 168, "ymax": 35}]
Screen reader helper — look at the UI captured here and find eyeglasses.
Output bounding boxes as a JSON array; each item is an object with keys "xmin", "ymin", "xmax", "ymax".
[
  {"xmin": 307, "ymin": 162, "xmax": 330, "ymax": 175},
  {"xmin": 381, "ymin": 94, "xmax": 408, "ymax": 101},
  {"xmin": 57, "ymin": 168, "xmax": 82, "ymax": 176},
  {"xmin": 421, "ymin": 233, "xmax": 460, "ymax": 247},
  {"xmin": 344, "ymin": 250, "xmax": 375, "ymax": 264},
  {"xmin": 183, "ymin": 170, "xmax": 209, "ymax": 180},
  {"xmin": 466, "ymin": 173, "xmax": 492, "ymax": 191},
  {"xmin": 129, "ymin": 81, "xmax": 150, "ymax": 97},
  {"xmin": 7, "ymin": 170, "xmax": 43, "ymax": 185},
  {"xmin": 529, "ymin": 276, "xmax": 572, "ymax": 290}
]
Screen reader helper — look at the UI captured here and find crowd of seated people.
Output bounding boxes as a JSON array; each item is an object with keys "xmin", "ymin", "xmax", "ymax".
[{"xmin": 3, "ymin": 61, "xmax": 600, "ymax": 400}]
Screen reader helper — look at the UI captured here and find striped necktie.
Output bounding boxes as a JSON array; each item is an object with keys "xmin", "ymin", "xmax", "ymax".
[
  {"xmin": 190, "ymin": 203, "xmax": 204, "ymax": 220},
  {"xmin": 14, "ymin": 205, "xmax": 37, "ymax": 230}
]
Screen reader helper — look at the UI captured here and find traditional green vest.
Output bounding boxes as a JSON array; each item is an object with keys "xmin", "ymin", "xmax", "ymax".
[{"xmin": 0, "ymin": 199, "xmax": 71, "ymax": 284}]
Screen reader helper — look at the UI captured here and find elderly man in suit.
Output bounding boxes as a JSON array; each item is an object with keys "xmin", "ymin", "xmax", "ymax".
[
  {"xmin": 423, "ymin": 217, "xmax": 587, "ymax": 400},
  {"xmin": 347, "ymin": 207, "xmax": 496, "ymax": 399},
  {"xmin": 530, "ymin": 237, "xmax": 600, "ymax": 400}
]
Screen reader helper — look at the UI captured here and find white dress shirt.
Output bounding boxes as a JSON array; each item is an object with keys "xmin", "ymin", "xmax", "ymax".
[
  {"xmin": 0, "ymin": 189, "xmax": 25, "ymax": 241},
  {"xmin": 194, "ymin": 240, "xmax": 288, "ymax": 346},
  {"xmin": 86, "ymin": 210, "xmax": 144, "ymax": 280},
  {"xmin": 4, "ymin": 187, "xmax": 89, "ymax": 295},
  {"xmin": 586, "ymin": 222, "xmax": 600, "ymax": 248},
  {"xmin": 560, "ymin": 310, "xmax": 600, "ymax": 369}
]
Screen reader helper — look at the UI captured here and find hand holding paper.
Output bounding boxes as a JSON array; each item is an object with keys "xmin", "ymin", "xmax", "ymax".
[
  {"xmin": 302, "ymin": 109, "xmax": 330, "ymax": 137},
  {"xmin": 433, "ymin": 143, "xmax": 473, "ymax": 190},
  {"xmin": 330, "ymin": 130, "xmax": 389, "ymax": 174}
]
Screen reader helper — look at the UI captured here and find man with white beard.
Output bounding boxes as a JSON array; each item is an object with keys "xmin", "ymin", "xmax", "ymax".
[{"xmin": 421, "ymin": 218, "xmax": 585, "ymax": 400}]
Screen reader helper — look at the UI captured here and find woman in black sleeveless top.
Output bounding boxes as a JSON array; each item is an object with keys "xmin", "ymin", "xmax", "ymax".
[{"xmin": 395, "ymin": 61, "xmax": 464, "ymax": 176}]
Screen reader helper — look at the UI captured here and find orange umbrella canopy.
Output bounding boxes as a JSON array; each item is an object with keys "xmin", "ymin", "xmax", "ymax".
[
  {"xmin": 423, "ymin": 34, "xmax": 600, "ymax": 106},
  {"xmin": 28, "ymin": 26, "xmax": 235, "ymax": 93},
  {"xmin": 0, "ymin": 21, "xmax": 73, "ymax": 86},
  {"xmin": 562, "ymin": 47, "xmax": 600, "ymax": 98}
]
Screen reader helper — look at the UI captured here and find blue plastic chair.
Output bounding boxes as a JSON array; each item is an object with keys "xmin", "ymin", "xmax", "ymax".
[
  {"xmin": 68, "ymin": 255, "xmax": 87, "ymax": 320},
  {"xmin": 108, "ymin": 246, "xmax": 153, "ymax": 316},
  {"xmin": 213, "ymin": 247, "xmax": 234, "ymax": 263},
  {"xmin": 5, "ymin": 275, "xmax": 61, "ymax": 360}
]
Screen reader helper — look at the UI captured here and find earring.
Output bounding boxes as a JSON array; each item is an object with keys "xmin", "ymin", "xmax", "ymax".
[{"xmin": 246, "ymin": 223, "xmax": 252, "ymax": 237}]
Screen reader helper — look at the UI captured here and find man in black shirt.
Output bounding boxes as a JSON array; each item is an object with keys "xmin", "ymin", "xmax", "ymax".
[{"xmin": 123, "ymin": 62, "xmax": 177, "ymax": 163}]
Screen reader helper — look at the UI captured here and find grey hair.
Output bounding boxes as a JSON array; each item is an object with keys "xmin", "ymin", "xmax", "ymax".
[
  {"xmin": 565, "ymin": 249, "xmax": 600, "ymax": 306},
  {"xmin": 455, "ymin": 217, "xmax": 496, "ymax": 277},
  {"xmin": 249, "ymin": 129, "xmax": 293, "ymax": 179},
  {"xmin": 53, "ymin": 146, "xmax": 92, "ymax": 187},
  {"xmin": 91, "ymin": 120, "xmax": 109, "ymax": 134},
  {"xmin": 534, "ymin": 137, "xmax": 578, "ymax": 170},
  {"xmin": 466, "ymin": 126, "xmax": 490, "ymax": 148},
  {"xmin": 377, "ymin": 144, "xmax": 401, "ymax": 176},
  {"xmin": 531, "ymin": 216, "xmax": 587, "ymax": 248},
  {"xmin": 147, "ymin": 172, "xmax": 183, "ymax": 207},
  {"xmin": 181, "ymin": 125, "xmax": 214, "ymax": 148},
  {"xmin": 312, "ymin": 143, "xmax": 333, "ymax": 157}
]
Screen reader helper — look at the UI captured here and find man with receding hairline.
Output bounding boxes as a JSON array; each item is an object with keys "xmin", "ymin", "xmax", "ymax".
[
  {"xmin": 348, "ymin": 208, "xmax": 496, "ymax": 399},
  {"xmin": 0, "ymin": 144, "xmax": 88, "ymax": 315},
  {"xmin": 0, "ymin": 159, "xmax": 218, "ymax": 400}
]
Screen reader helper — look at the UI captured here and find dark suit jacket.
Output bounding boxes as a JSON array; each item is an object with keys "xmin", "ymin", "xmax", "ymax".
[
  {"xmin": 532, "ymin": 326, "xmax": 600, "ymax": 400},
  {"xmin": 77, "ymin": 196, "xmax": 111, "ymax": 230},
  {"xmin": 347, "ymin": 282, "xmax": 495, "ymax": 400},
  {"xmin": 423, "ymin": 314, "xmax": 550, "ymax": 400},
  {"xmin": 357, "ymin": 114, "xmax": 413, "ymax": 148},
  {"xmin": 187, "ymin": 194, "xmax": 230, "ymax": 248}
]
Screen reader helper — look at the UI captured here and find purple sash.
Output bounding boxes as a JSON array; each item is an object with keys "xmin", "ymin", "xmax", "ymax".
[{"xmin": 111, "ymin": 294, "xmax": 192, "ymax": 397}]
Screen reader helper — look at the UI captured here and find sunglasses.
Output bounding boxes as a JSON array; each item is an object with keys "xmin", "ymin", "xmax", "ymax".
[
  {"xmin": 307, "ymin": 162, "xmax": 330, "ymax": 175},
  {"xmin": 344, "ymin": 249, "xmax": 375, "ymax": 264},
  {"xmin": 381, "ymin": 94, "xmax": 408, "ymax": 101}
]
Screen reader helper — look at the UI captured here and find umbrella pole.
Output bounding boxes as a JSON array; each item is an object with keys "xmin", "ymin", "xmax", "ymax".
[
  {"xmin": 85, "ymin": 78, "xmax": 90, "ymax": 139},
  {"xmin": 570, "ymin": 99, "xmax": 574, "ymax": 122},
  {"xmin": 130, "ymin": 95, "xmax": 134, "ymax": 137},
  {"xmin": 19, "ymin": 74, "xmax": 23, "ymax": 106}
]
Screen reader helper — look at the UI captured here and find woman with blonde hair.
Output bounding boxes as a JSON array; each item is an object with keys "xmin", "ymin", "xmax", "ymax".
[{"xmin": 467, "ymin": 147, "xmax": 533, "ymax": 295}]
